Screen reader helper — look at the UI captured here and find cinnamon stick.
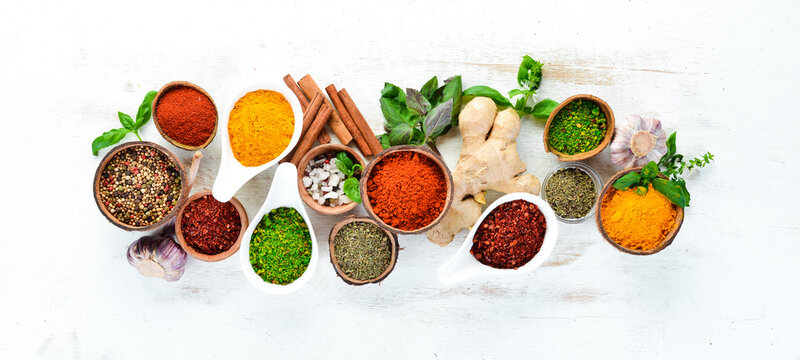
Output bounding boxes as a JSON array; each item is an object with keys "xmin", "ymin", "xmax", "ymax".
[
  {"xmin": 290, "ymin": 104, "xmax": 334, "ymax": 165},
  {"xmin": 284, "ymin": 74, "xmax": 332, "ymax": 144},
  {"xmin": 280, "ymin": 94, "xmax": 324, "ymax": 163},
  {"xmin": 338, "ymin": 88, "xmax": 384, "ymax": 155},
  {"xmin": 325, "ymin": 84, "xmax": 372, "ymax": 156},
  {"xmin": 297, "ymin": 75, "xmax": 353, "ymax": 145}
]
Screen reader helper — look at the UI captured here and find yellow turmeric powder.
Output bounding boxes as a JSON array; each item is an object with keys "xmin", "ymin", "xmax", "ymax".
[
  {"xmin": 228, "ymin": 90, "xmax": 294, "ymax": 167},
  {"xmin": 600, "ymin": 184, "xmax": 677, "ymax": 251}
]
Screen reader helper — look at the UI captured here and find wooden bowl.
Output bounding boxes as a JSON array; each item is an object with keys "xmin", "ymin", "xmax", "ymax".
[
  {"xmin": 174, "ymin": 189, "xmax": 249, "ymax": 262},
  {"xmin": 297, "ymin": 143, "xmax": 365, "ymax": 215},
  {"xmin": 92, "ymin": 141, "xmax": 188, "ymax": 231},
  {"xmin": 360, "ymin": 145, "xmax": 454, "ymax": 235},
  {"xmin": 152, "ymin": 81, "xmax": 218, "ymax": 150},
  {"xmin": 595, "ymin": 167, "xmax": 685, "ymax": 255},
  {"xmin": 328, "ymin": 216, "xmax": 399, "ymax": 285},
  {"xmin": 543, "ymin": 94, "xmax": 615, "ymax": 161}
]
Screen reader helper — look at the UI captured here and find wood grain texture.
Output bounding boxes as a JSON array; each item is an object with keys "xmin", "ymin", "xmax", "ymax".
[{"xmin": 2, "ymin": 0, "xmax": 800, "ymax": 359}]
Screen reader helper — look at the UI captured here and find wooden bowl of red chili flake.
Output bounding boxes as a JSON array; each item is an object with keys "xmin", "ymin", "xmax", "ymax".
[
  {"xmin": 174, "ymin": 189, "xmax": 248, "ymax": 262},
  {"xmin": 152, "ymin": 81, "xmax": 218, "ymax": 151},
  {"xmin": 93, "ymin": 141, "xmax": 188, "ymax": 232}
]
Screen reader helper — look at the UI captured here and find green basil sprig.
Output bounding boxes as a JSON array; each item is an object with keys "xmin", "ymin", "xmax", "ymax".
[
  {"xmin": 612, "ymin": 133, "xmax": 713, "ymax": 208},
  {"xmin": 91, "ymin": 91, "xmax": 157, "ymax": 155},
  {"xmin": 336, "ymin": 152, "xmax": 363, "ymax": 203}
]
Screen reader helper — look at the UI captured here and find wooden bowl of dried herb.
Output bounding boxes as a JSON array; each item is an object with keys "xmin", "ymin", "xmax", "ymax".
[
  {"xmin": 92, "ymin": 141, "xmax": 188, "ymax": 232},
  {"xmin": 328, "ymin": 217, "xmax": 399, "ymax": 285},
  {"xmin": 152, "ymin": 81, "xmax": 218, "ymax": 151},
  {"xmin": 360, "ymin": 145, "xmax": 454, "ymax": 235},
  {"xmin": 174, "ymin": 189, "xmax": 249, "ymax": 262},
  {"xmin": 543, "ymin": 94, "xmax": 615, "ymax": 161},
  {"xmin": 297, "ymin": 143, "xmax": 365, "ymax": 215},
  {"xmin": 595, "ymin": 167, "xmax": 685, "ymax": 255}
]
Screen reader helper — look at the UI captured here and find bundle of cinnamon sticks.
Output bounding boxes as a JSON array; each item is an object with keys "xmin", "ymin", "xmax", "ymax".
[{"xmin": 283, "ymin": 74, "xmax": 383, "ymax": 165}]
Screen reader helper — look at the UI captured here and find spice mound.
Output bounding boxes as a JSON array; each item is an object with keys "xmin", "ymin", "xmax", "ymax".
[
  {"xmin": 545, "ymin": 167, "xmax": 597, "ymax": 219},
  {"xmin": 180, "ymin": 195, "xmax": 242, "ymax": 255},
  {"xmin": 302, "ymin": 152, "xmax": 357, "ymax": 206},
  {"xmin": 600, "ymin": 184, "xmax": 677, "ymax": 251},
  {"xmin": 333, "ymin": 221, "xmax": 392, "ymax": 282},
  {"xmin": 249, "ymin": 207, "xmax": 311, "ymax": 285},
  {"xmin": 229, "ymin": 90, "xmax": 294, "ymax": 167},
  {"xmin": 548, "ymin": 99, "xmax": 608, "ymax": 155},
  {"xmin": 471, "ymin": 200, "xmax": 547, "ymax": 269},
  {"xmin": 98, "ymin": 145, "xmax": 182, "ymax": 227},
  {"xmin": 366, "ymin": 151, "xmax": 447, "ymax": 231},
  {"xmin": 155, "ymin": 85, "xmax": 216, "ymax": 147}
]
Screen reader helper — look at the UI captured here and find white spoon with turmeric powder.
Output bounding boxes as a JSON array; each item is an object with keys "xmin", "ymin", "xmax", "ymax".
[
  {"xmin": 436, "ymin": 192, "xmax": 559, "ymax": 285},
  {"xmin": 212, "ymin": 82, "xmax": 303, "ymax": 202}
]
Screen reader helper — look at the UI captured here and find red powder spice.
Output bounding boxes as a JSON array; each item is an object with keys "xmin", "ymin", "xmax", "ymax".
[
  {"xmin": 471, "ymin": 200, "xmax": 547, "ymax": 269},
  {"xmin": 366, "ymin": 151, "xmax": 447, "ymax": 231},
  {"xmin": 155, "ymin": 86, "xmax": 216, "ymax": 146},
  {"xmin": 180, "ymin": 195, "xmax": 241, "ymax": 255}
]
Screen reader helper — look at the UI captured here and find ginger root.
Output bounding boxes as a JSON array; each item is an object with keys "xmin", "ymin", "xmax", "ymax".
[{"xmin": 427, "ymin": 97, "xmax": 540, "ymax": 246}]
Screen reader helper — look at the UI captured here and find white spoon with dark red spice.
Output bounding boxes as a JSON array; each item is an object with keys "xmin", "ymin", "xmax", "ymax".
[{"xmin": 436, "ymin": 192, "xmax": 559, "ymax": 285}]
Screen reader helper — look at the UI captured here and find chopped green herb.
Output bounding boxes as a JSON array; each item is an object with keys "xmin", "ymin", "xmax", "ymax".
[
  {"xmin": 548, "ymin": 99, "xmax": 607, "ymax": 155},
  {"xmin": 249, "ymin": 207, "xmax": 311, "ymax": 285}
]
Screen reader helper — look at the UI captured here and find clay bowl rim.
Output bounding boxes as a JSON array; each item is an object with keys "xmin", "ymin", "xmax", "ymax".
[
  {"xmin": 359, "ymin": 145, "xmax": 454, "ymax": 235},
  {"xmin": 296, "ymin": 143, "xmax": 364, "ymax": 215},
  {"xmin": 152, "ymin": 81, "xmax": 219, "ymax": 151},
  {"xmin": 543, "ymin": 94, "xmax": 616, "ymax": 162},
  {"xmin": 328, "ymin": 216, "xmax": 399, "ymax": 285},
  {"xmin": 92, "ymin": 141, "xmax": 188, "ymax": 232},
  {"xmin": 595, "ymin": 167, "xmax": 685, "ymax": 255},
  {"xmin": 174, "ymin": 189, "xmax": 249, "ymax": 262}
]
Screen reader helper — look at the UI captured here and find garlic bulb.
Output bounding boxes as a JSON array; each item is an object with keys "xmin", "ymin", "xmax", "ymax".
[
  {"xmin": 127, "ymin": 235, "xmax": 187, "ymax": 282},
  {"xmin": 610, "ymin": 114, "xmax": 668, "ymax": 168}
]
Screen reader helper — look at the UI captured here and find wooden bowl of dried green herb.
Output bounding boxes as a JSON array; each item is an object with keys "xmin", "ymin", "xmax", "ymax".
[
  {"xmin": 328, "ymin": 217, "xmax": 399, "ymax": 285},
  {"xmin": 543, "ymin": 94, "xmax": 615, "ymax": 161}
]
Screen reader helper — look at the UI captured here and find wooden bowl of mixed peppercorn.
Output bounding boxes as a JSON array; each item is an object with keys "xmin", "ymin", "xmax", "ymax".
[
  {"xmin": 328, "ymin": 216, "xmax": 399, "ymax": 285},
  {"xmin": 174, "ymin": 189, "xmax": 249, "ymax": 262},
  {"xmin": 92, "ymin": 141, "xmax": 188, "ymax": 232},
  {"xmin": 543, "ymin": 94, "xmax": 615, "ymax": 161}
]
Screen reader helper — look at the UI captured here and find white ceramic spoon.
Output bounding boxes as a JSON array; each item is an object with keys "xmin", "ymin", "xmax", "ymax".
[
  {"xmin": 239, "ymin": 162, "xmax": 318, "ymax": 295},
  {"xmin": 212, "ymin": 82, "xmax": 303, "ymax": 202},
  {"xmin": 436, "ymin": 192, "xmax": 559, "ymax": 285}
]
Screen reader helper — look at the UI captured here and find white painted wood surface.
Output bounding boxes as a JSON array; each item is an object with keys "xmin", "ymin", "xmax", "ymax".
[{"xmin": 2, "ymin": 0, "xmax": 799, "ymax": 358}]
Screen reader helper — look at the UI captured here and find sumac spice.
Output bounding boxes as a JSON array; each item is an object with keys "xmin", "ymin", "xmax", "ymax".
[
  {"xmin": 154, "ymin": 85, "xmax": 217, "ymax": 147},
  {"xmin": 180, "ymin": 194, "xmax": 241, "ymax": 255},
  {"xmin": 471, "ymin": 200, "xmax": 547, "ymax": 269},
  {"xmin": 366, "ymin": 151, "xmax": 447, "ymax": 231}
]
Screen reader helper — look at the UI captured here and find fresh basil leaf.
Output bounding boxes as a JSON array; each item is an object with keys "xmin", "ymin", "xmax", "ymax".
[
  {"xmin": 674, "ymin": 177, "xmax": 691, "ymax": 206},
  {"xmin": 134, "ymin": 91, "xmax": 158, "ymax": 129},
  {"xmin": 641, "ymin": 161, "xmax": 660, "ymax": 180},
  {"xmin": 343, "ymin": 177, "xmax": 361, "ymax": 203},
  {"xmin": 389, "ymin": 122, "xmax": 413, "ymax": 146},
  {"xmin": 423, "ymin": 99, "xmax": 453, "ymax": 140},
  {"xmin": 379, "ymin": 134, "xmax": 391, "ymax": 149},
  {"xmin": 652, "ymin": 178, "xmax": 688, "ymax": 208},
  {"xmin": 508, "ymin": 89, "xmax": 525, "ymax": 98},
  {"xmin": 463, "ymin": 86, "xmax": 513, "ymax": 107},
  {"xmin": 336, "ymin": 152, "xmax": 354, "ymax": 176},
  {"xmin": 420, "ymin": 76, "xmax": 438, "ymax": 100},
  {"xmin": 531, "ymin": 99, "xmax": 559, "ymax": 119},
  {"xmin": 380, "ymin": 96, "xmax": 411, "ymax": 128},
  {"xmin": 634, "ymin": 185, "xmax": 649, "ymax": 196},
  {"xmin": 406, "ymin": 88, "xmax": 431, "ymax": 116},
  {"xmin": 352, "ymin": 163, "xmax": 363, "ymax": 173},
  {"xmin": 514, "ymin": 96, "xmax": 527, "ymax": 111},
  {"xmin": 613, "ymin": 171, "xmax": 641, "ymax": 190},
  {"xmin": 441, "ymin": 75, "xmax": 462, "ymax": 124},
  {"xmin": 91, "ymin": 128, "xmax": 130, "ymax": 156},
  {"xmin": 660, "ymin": 131, "xmax": 677, "ymax": 165},
  {"xmin": 410, "ymin": 127, "xmax": 426, "ymax": 145},
  {"xmin": 518, "ymin": 55, "xmax": 544, "ymax": 91},
  {"xmin": 118, "ymin": 112, "xmax": 135, "ymax": 130}
]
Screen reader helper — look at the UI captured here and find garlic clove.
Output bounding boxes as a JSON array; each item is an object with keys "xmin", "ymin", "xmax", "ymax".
[
  {"xmin": 127, "ymin": 235, "xmax": 187, "ymax": 282},
  {"xmin": 611, "ymin": 114, "xmax": 668, "ymax": 169}
]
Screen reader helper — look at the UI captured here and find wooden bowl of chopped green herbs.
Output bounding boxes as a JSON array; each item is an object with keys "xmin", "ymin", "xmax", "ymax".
[
  {"xmin": 92, "ymin": 141, "xmax": 188, "ymax": 232},
  {"xmin": 543, "ymin": 94, "xmax": 615, "ymax": 161},
  {"xmin": 328, "ymin": 217, "xmax": 399, "ymax": 285}
]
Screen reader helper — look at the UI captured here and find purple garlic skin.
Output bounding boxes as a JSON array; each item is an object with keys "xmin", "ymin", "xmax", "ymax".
[
  {"xmin": 611, "ymin": 114, "xmax": 668, "ymax": 169},
  {"xmin": 127, "ymin": 235, "xmax": 188, "ymax": 282}
]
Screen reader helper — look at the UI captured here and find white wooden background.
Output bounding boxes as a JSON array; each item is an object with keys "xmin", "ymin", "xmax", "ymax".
[{"xmin": 2, "ymin": 0, "xmax": 799, "ymax": 358}]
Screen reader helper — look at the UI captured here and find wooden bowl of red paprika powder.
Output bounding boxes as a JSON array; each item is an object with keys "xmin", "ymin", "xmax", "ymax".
[
  {"xmin": 152, "ymin": 81, "xmax": 218, "ymax": 151},
  {"xmin": 174, "ymin": 189, "xmax": 249, "ymax": 262},
  {"xmin": 360, "ymin": 145, "xmax": 454, "ymax": 235}
]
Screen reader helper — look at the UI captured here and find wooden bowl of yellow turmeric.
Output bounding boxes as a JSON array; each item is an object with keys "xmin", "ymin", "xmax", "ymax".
[{"xmin": 596, "ymin": 167, "xmax": 684, "ymax": 255}]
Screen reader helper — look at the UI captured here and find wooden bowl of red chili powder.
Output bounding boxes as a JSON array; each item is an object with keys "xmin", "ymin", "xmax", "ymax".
[
  {"xmin": 174, "ymin": 189, "xmax": 248, "ymax": 262},
  {"xmin": 361, "ymin": 146, "xmax": 453, "ymax": 234},
  {"xmin": 152, "ymin": 81, "xmax": 218, "ymax": 150}
]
